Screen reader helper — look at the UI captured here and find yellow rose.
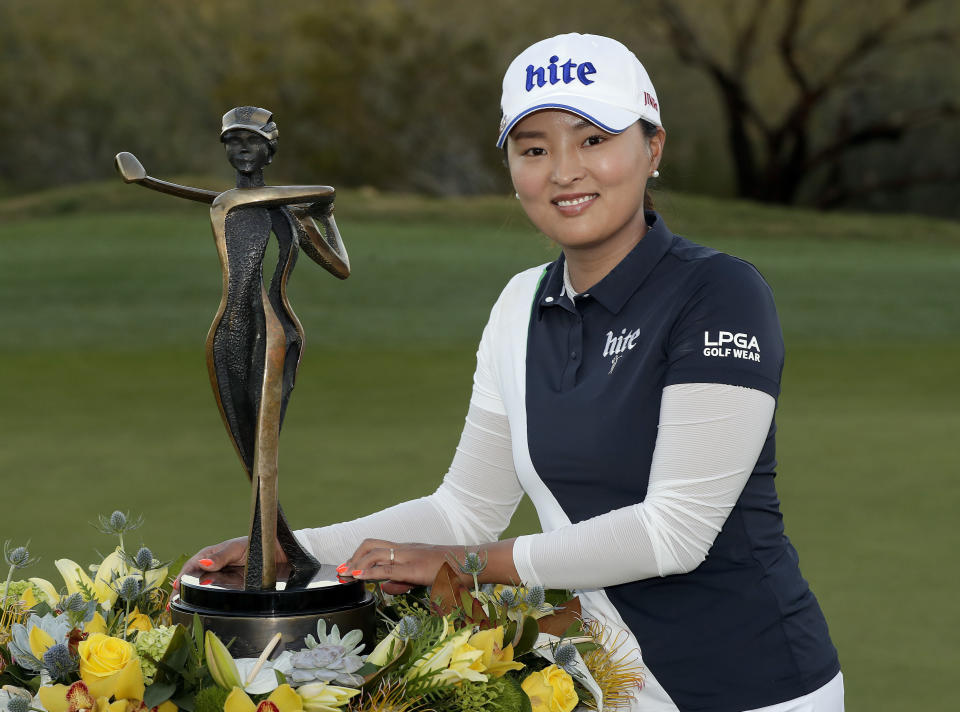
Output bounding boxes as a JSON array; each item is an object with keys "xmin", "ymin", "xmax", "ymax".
[
  {"xmin": 77, "ymin": 633, "xmax": 145, "ymax": 702},
  {"xmin": 126, "ymin": 607, "xmax": 153, "ymax": 635},
  {"xmin": 522, "ymin": 664, "xmax": 578, "ymax": 712}
]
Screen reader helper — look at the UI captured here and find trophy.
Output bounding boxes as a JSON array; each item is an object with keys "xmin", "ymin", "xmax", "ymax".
[{"xmin": 115, "ymin": 106, "xmax": 375, "ymax": 656}]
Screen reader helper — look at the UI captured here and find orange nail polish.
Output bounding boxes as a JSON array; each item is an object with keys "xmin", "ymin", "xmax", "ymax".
[
  {"xmin": 199, "ymin": 558, "xmax": 214, "ymax": 567},
  {"xmin": 352, "ymin": 569, "xmax": 363, "ymax": 577},
  {"xmin": 200, "ymin": 579, "xmax": 212, "ymax": 585},
  {"xmin": 336, "ymin": 564, "xmax": 349, "ymax": 574}
]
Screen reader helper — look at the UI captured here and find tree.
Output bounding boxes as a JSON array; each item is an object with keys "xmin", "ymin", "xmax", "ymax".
[{"xmin": 651, "ymin": 0, "xmax": 960, "ymax": 207}]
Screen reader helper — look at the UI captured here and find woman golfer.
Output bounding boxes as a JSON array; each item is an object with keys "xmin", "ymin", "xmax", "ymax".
[{"xmin": 184, "ymin": 34, "xmax": 843, "ymax": 711}]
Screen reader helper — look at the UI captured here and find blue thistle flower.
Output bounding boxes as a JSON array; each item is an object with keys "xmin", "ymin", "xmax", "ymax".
[
  {"xmin": 42, "ymin": 643, "xmax": 77, "ymax": 681},
  {"xmin": 109, "ymin": 511, "xmax": 127, "ymax": 530},
  {"xmin": 60, "ymin": 592, "xmax": 86, "ymax": 613},
  {"xmin": 94, "ymin": 510, "xmax": 143, "ymax": 538},
  {"xmin": 395, "ymin": 615, "xmax": 422, "ymax": 641},
  {"xmin": 553, "ymin": 642, "xmax": 578, "ymax": 674},
  {"xmin": 459, "ymin": 551, "xmax": 488, "ymax": 575},
  {"xmin": 134, "ymin": 547, "xmax": 154, "ymax": 571},
  {"xmin": 3, "ymin": 541, "xmax": 38, "ymax": 569},
  {"xmin": 523, "ymin": 584, "xmax": 546, "ymax": 610},
  {"xmin": 497, "ymin": 587, "xmax": 519, "ymax": 609},
  {"xmin": 6, "ymin": 694, "xmax": 31, "ymax": 712},
  {"xmin": 116, "ymin": 576, "xmax": 142, "ymax": 603}
]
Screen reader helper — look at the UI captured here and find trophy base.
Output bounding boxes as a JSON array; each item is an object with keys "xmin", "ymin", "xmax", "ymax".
[{"xmin": 171, "ymin": 564, "xmax": 376, "ymax": 658}]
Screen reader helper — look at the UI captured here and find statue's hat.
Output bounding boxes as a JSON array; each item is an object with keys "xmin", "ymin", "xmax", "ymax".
[{"xmin": 221, "ymin": 106, "xmax": 279, "ymax": 141}]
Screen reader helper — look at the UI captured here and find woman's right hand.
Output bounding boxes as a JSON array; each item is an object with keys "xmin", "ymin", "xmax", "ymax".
[{"xmin": 175, "ymin": 536, "xmax": 250, "ymax": 587}]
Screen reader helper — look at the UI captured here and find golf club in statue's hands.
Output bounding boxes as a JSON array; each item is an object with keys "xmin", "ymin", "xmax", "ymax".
[{"xmin": 115, "ymin": 107, "xmax": 350, "ymax": 590}]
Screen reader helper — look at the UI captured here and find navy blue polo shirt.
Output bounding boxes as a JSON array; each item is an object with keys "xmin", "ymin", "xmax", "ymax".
[{"xmin": 521, "ymin": 212, "xmax": 839, "ymax": 711}]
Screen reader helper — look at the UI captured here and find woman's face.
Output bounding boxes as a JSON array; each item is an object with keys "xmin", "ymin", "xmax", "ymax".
[
  {"xmin": 223, "ymin": 130, "xmax": 272, "ymax": 174},
  {"xmin": 507, "ymin": 110, "xmax": 664, "ymax": 255}
]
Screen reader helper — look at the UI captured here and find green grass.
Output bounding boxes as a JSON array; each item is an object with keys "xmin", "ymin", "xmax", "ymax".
[{"xmin": 1, "ymin": 184, "xmax": 958, "ymax": 710}]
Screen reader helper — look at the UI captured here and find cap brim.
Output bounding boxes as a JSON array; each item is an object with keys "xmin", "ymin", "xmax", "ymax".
[
  {"xmin": 220, "ymin": 124, "xmax": 276, "ymax": 141},
  {"xmin": 496, "ymin": 97, "xmax": 642, "ymax": 148}
]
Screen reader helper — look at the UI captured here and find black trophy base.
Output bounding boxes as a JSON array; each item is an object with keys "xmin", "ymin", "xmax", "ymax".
[{"xmin": 171, "ymin": 564, "xmax": 376, "ymax": 658}]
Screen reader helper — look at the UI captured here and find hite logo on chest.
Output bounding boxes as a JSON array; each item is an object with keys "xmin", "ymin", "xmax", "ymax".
[
  {"xmin": 703, "ymin": 331, "xmax": 761, "ymax": 362},
  {"xmin": 603, "ymin": 327, "xmax": 641, "ymax": 374}
]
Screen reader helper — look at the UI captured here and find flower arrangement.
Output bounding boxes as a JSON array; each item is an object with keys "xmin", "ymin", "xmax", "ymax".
[{"xmin": 1, "ymin": 514, "xmax": 643, "ymax": 712}]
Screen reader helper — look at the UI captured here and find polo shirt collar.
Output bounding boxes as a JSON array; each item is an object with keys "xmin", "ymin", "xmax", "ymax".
[{"xmin": 536, "ymin": 211, "xmax": 674, "ymax": 316}]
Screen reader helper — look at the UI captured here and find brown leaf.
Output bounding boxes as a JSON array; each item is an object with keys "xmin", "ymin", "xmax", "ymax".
[
  {"xmin": 537, "ymin": 597, "xmax": 582, "ymax": 638},
  {"xmin": 428, "ymin": 562, "xmax": 470, "ymax": 617}
]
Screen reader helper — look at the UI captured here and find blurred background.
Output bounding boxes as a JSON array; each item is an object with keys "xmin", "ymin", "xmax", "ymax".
[{"xmin": 1, "ymin": 1, "xmax": 958, "ymax": 710}]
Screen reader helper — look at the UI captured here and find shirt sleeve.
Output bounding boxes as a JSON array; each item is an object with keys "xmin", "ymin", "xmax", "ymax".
[
  {"xmin": 665, "ymin": 254, "xmax": 784, "ymax": 398},
  {"xmin": 512, "ymin": 382, "xmax": 775, "ymax": 589}
]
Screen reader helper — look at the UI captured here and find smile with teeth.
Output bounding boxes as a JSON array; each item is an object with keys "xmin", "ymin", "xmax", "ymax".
[{"xmin": 554, "ymin": 194, "xmax": 598, "ymax": 207}]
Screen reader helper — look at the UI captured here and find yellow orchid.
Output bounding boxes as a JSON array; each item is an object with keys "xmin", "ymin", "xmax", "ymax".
[
  {"xmin": 406, "ymin": 625, "xmax": 488, "ymax": 685},
  {"xmin": 18, "ymin": 586, "xmax": 39, "ymax": 610},
  {"xmin": 225, "ymin": 684, "xmax": 306, "ymax": 712},
  {"xmin": 29, "ymin": 625, "xmax": 57, "ymax": 658},
  {"xmin": 296, "ymin": 682, "xmax": 360, "ymax": 712},
  {"xmin": 37, "ymin": 677, "xmax": 172, "ymax": 712},
  {"xmin": 29, "ymin": 577, "xmax": 60, "ymax": 605},
  {"xmin": 125, "ymin": 607, "xmax": 152, "ymax": 634},
  {"xmin": 366, "ymin": 618, "xmax": 409, "ymax": 667},
  {"xmin": 84, "ymin": 611, "xmax": 108, "ymax": 634},
  {"xmin": 0, "ymin": 578, "xmax": 58, "ymax": 609},
  {"xmin": 468, "ymin": 626, "xmax": 524, "ymax": 678},
  {"xmin": 54, "ymin": 559, "xmax": 101, "ymax": 603},
  {"xmin": 55, "ymin": 549, "xmax": 137, "ymax": 608},
  {"xmin": 92, "ymin": 548, "xmax": 129, "ymax": 608}
]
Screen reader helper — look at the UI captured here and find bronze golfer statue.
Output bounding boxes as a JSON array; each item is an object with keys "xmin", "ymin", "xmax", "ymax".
[{"xmin": 115, "ymin": 106, "xmax": 350, "ymax": 591}]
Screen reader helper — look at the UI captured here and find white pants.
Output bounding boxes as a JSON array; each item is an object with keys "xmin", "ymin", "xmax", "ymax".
[{"xmin": 744, "ymin": 672, "xmax": 844, "ymax": 712}]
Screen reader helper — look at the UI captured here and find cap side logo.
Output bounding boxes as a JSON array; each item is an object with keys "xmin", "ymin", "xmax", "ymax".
[{"xmin": 525, "ymin": 55, "xmax": 597, "ymax": 92}]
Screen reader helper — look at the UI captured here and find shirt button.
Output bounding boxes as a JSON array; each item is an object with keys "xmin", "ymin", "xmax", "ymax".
[
  {"xmin": 545, "ymin": 296, "xmax": 554, "ymax": 303},
  {"xmin": 570, "ymin": 351, "xmax": 578, "ymax": 359}
]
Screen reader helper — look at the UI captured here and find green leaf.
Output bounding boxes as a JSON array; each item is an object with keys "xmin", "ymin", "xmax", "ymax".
[
  {"xmin": 143, "ymin": 681, "xmax": 176, "ymax": 707},
  {"xmin": 354, "ymin": 662, "xmax": 379, "ymax": 677},
  {"xmin": 32, "ymin": 601, "xmax": 53, "ymax": 617},
  {"xmin": 513, "ymin": 616, "xmax": 539, "ymax": 657},
  {"xmin": 503, "ymin": 619, "xmax": 517, "ymax": 645},
  {"xmin": 159, "ymin": 625, "xmax": 191, "ymax": 675},
  {"xmin": 192, "ymin": 614, "xmax": 203, "ymax": 648},
  {"xmin": 172, "ymin": 692, "xmax": 197, "ymax": 712}
]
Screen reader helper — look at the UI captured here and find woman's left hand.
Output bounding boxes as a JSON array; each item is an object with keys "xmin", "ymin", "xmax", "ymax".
[{"xmin": 340, "ymin": 539, "xmax": 464, "ymax": 595}]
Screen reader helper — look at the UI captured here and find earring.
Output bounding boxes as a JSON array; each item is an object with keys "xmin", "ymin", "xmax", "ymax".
[
  {"xmin": 651, "ymin": 170, "xmax": 660, "ymax": 178},
  {"xmin": 515, "ymin": 192, "xmax": 520, "ymax": 200}
]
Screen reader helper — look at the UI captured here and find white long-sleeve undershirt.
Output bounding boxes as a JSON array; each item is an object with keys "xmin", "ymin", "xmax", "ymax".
[{"xmin": 295, "ymin": 382, "xmax": 775, "ymax": 589}]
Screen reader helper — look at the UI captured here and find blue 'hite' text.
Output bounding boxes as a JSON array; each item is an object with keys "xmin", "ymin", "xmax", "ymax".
[{"xmin": 526, "ymin": 55, "xmax": 597, "ymax": 91}]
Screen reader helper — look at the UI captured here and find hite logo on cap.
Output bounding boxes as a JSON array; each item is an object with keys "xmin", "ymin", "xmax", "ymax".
[{"xmin": 525, "ymin": 55, "xmax": 597, "ymax": 91}]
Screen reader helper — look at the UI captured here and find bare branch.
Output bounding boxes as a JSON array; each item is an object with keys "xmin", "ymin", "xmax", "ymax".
[
  {"xmin": 815, "ymin": 0, "xmax": 936, "ymax": 95},
  {"xmin": 732, "ymin": 0, "xmax": 771, "ymax": 75},
  {"xmin": 817, "ymin": 168, "xmax": 960, "ymax": 209},
  {"xmin": 805, "ymin": 101, "xmax": 960, "ymax": 172},
  {"xmin": 778, "ymin": 0, "xmax": 811, "ymax": 94},
  {"xmin": 655, "ymin": 0, "xmax": 770, "ymax": 136}
]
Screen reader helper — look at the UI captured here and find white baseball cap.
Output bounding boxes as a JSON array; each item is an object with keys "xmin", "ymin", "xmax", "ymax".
[{"xmin": 496, "ymin": 33, "xmax": 662, "ymax": 148}]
